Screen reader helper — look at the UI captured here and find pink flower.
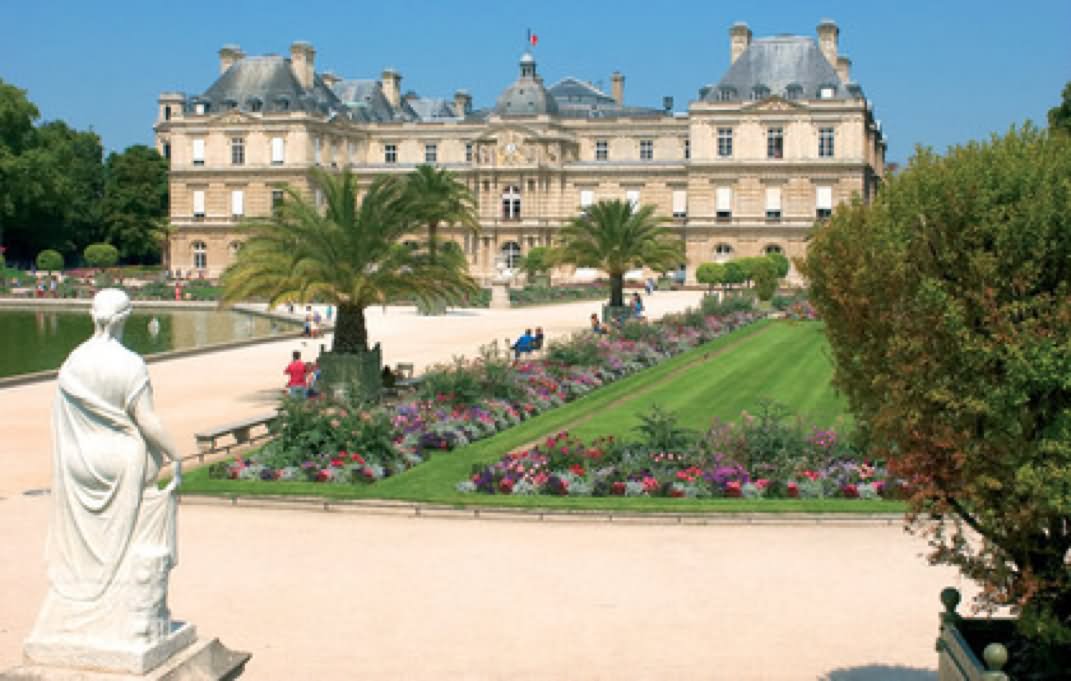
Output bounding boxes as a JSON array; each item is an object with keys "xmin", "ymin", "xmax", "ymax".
[{"xmin": 787, "ymin": 482, "xmax": 800, "ymax": 498}]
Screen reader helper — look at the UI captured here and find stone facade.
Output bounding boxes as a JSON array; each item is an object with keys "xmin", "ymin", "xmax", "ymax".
[{"xmin": 155, "ymin": 19, "xmax": 885, "ymax": 284}]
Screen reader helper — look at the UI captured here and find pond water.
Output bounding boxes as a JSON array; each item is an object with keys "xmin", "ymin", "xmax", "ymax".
[{"xmin": 0, "ymin": 307, "xmax": 299, "ymax": 379}]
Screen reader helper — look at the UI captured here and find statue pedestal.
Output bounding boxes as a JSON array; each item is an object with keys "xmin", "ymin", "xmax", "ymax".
[
  {"xmin": 489, "ymin": 281, "xmax": 511, "ymax": 309},
  {"xmin": 22, "ymin": 622, "xmax": 196, "ymax": 676},
  {"xmin": 3, "ymin": 636, "xmax": 249, "ymax": 680}
]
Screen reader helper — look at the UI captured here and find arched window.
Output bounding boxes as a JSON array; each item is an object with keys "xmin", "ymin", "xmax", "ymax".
[
  {"xmin": 764, "ymin": 244, "xmax": 784, "ymax": 256},
  {"xmin": 500, "ymin": 241, "xmax": 522, "ymax": 269},
  {"xmin": 501, "ymin": 185, "xmax": 521, "ymax": 221},
  {"xmin": 192, "ymin": 241, "xmax": 207, "ymax": 270},
  {"xmin": 228, "ymin": 241, "xmax": 242, "ymax": 257},
  {"xmin": 714, "ymin": 243, "xmax": 733, "ymax": 263}
]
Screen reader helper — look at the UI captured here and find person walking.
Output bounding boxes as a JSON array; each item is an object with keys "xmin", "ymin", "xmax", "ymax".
[{"xmin": 284, "ymin": 351, "xmax": 307, "ymax": 398}]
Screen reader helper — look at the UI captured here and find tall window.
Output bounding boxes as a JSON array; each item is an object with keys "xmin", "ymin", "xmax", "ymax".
[
  {"xmin": 716, "ymin": 186, "xmax": 732, "ymax": 222},
  {"xmin": 271, "ymin": 137, "xmax": 285, "ymax": 165},
  {"xmin": 192, "ymin": 190, "xmax": 205, "ymax": 219},
  {"xmin": 231, "ymin": 137, "xmax": 245, "ymax": 166},
  {"xmin": 639, "ymin": 140, "xmax": 653, "ymax": 160},
  {"xmin": 579, "ymin": 189, "xmax": 594, "ymax": 210},
  {"xmin": 501, "ymin": 185, "xmax": 521, "ymax": 221},
  {"xmin": 164, "ymin": 105, "xmax": 172, "ymax": 121},
  {"xmin": 231, "ymin": 189, "xmax": 244, "ymax": 218},
  {"xmin": 500, "ymin": 241, "xmax": 522, "ymax": 269},
  {"xmin": 819, "ymin": 127, "xmax": 835, "ymax": 158},
  {"xmin": 465, "ymin": 143, "xmax": 473, "ymax": 163},
  {"xmin": 767, "ymin": 127, "xmax": 784, "ymax": 159},
  {"xmin": 424, "ymin": 143, "xmax": 438, "ymax": 163},
  {"xmin": 717, "ymin": 128, "xmax": 733, "ymax": 157},
  {"xmin": 192, "ymin": 241, "xmax": 207, "ymax": 269},
  {"xmin": 765, "ymin": 187, "xmax": 782, "ymax": 222},
  {"xmin": 683, "ymin": 139, "xmax": 690, "ymax": 160},
  {"xmin": 192, "ymin": 138, "xmax": 205, "ymax": 166},
  {"xmin": 163, "ymin": 142, "xmax": 171, "ymax": 160},
  {"xmin": 595, "ymin": 140, "xmax": 608, "ymax": 161},
  {"xmin": 271, "ymin": 189, "xmax": 284, "ymax": 213},
  {"xmin": 816, "ymin": 186, "xmax": 833, "ymax": 219},
  {"xmin": 384, "ymin": 144, "xmax": 397, "ymax": 164},
  {"xmin": 314, "ymin": 137, "xmax": 322, "ymax": 165},
  {"xmin": 672, "ymin": 190, "xmax": 687, "ymax": 219}
]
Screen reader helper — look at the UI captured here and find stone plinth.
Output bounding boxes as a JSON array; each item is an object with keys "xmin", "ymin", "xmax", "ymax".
[
  {"xmin": 2, "ymin": 637, "xmax": 249, "ymax": 681},
  {"xmin": 489, "ymin": 282, "xmax": 511, "ymax": 309},
  {"xmin": 22, "ymin": 622, "xmax": 196, "ymax": 676}
]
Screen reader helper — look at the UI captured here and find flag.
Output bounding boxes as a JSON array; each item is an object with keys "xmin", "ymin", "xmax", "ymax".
[{"xmin": 527, "ymin": 29, "xmax": 538, "ymax": 46}]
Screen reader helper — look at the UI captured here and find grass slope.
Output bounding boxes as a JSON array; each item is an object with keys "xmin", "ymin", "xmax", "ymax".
[{"xmin": 181, "ymin": 321, "xmax": 901, "ymax": 514}]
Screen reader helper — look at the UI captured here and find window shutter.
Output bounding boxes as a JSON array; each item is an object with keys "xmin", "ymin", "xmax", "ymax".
[
  {"xmin": 271, "ymin": 137, "xmax": 285, "ymax": 163},
  {"xmin": 192, "ymin": 190, "xmax": 205, "ymax": 214},
  {"xmin": 580, "ymin": 190, "xmax": 594, "ymax": 208},
  {"xmin": 192, "ymin": 138, "xmax": 205, "ymax": 163},
  {"xmin": 765, "ymin": 187, "xmax": 782, "ymax": 211},
  {"xmin": 816, "ymin": 186, "xmax": 833, "ymax": 210},
  {"xmin": 231, "ymin": 190, "xmax": 244, "ymax": 216},
  {"xmin": 672, "ymin": 190, "xmax": 687, "ymax": 214},
  {"xmin": 716, "ymin": 187, "xmax": 732, "ymax": 211}
]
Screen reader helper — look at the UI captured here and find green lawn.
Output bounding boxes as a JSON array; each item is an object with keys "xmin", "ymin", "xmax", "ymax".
[
  {"xmin": 180, "ymin": 320, "xmax": 900, "ymax": 513},
  {"xmin": 569, "ymin": 320, "xmax": 848, "ymax": 442}
]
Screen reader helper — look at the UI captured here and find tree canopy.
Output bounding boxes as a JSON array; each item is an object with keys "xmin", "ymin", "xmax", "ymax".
[
  {"xmin": 221, "ymin": 169, "xmax": 477, "ymax": 353},
  {"xmin": 551, "ymin": 199, "xmax": 683, "ymax": 307},
  {"xmin": 100, "ymin": 145, "xmax": 169, "ymax": 263},
  {"xmin": 404, "ymin": 164, "xmax": 479, "ymax": 263},
  {"xmin": 1048, "ymin": 81, "xmax": 1071, "ymax": 136},
  {"xmin": 801, "ymin": 126, "xmax": 1071, "ymax": 667}
]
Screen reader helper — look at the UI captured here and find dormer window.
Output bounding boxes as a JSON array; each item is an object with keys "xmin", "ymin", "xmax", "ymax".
[
  {"xmin": 785, "ymin": 84, "xmax": 803, "ymax": 100},
  {"xmin": 223, "ymin": 98, "xmax": 238, "ymax": 110},
  {"xmin": 194, "ymin": 102, "xmax": 207, "ymax": 115},
  {"xmin": 750, "ymin": 85, "xmax": 770, "ymax": 101},
  {"xmin": 275, "ymin": 96, "xmax": 290, "ymax": 111},
  {"xmin": 247, "ymin": 97, "xmax": 263, "ymax": 112},
  {"xmin": 717, "ymin": 87, "xmax": 737, "ymax": 101},
  {"xmin": 818, "ymin": 84, "xmax": 836, "ymax": 99}
]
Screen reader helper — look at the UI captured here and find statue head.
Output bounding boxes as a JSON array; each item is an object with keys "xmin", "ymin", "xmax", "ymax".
[{"xmin": 91, "ymin": 288, "xmax": 133, "ymax": 339}]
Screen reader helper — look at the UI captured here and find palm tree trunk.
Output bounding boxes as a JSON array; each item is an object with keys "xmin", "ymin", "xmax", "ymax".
[
  {"xmin": 428, "ymin": 221, "xmax": 439, "ymax": 262},
  {"xmin": 333, "ymin": 302, "xmax": 368, "ymax": 353},
  {"xmin": 610, "ymin": 273, "xmax": 625, "ymax": 308}
]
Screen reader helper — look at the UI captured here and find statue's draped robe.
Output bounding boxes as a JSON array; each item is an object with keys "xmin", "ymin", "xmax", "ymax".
[{"xmin": 31, "ymin": 337, "xmax": 176, "ymax": 645}]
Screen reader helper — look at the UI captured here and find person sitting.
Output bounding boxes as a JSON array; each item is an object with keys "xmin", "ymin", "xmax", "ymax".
[
  {"xmin": 632, "ymin": 292, "xmax": 645, "ymax": 320},
  {"xmin": 532, "ymin": 327, "xmax": 545, "ymax": 352},
  {"xmin": 305, "ymin": 361, "xmax": 321, "ymax": 399},
  {"xmin": 590, "ymin": 313, "xmax": 605, "ymax": 335},
  {"xmin": 284, "ymin": 350, "xmax": 307, "ymax": 398},
  {"xmin": 511, "ymin": 328, "xmax": 535, "ymax": 360}
]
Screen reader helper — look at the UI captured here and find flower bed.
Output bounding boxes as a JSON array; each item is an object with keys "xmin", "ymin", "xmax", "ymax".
[
  {"xmin": 209, "ymin": 300, "xmax": 764, "ymax": 485},
  {"xmin": 457, "ymin": 402, "xmax": 901, "ymax": 500}
]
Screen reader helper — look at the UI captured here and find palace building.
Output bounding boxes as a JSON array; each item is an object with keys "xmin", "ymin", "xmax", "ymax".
[{"xmin": 154, "ymin": 19, "xmax": 886, "ymax": 283}]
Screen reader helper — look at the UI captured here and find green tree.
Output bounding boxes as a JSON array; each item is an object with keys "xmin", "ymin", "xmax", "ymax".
[
  {"xmin": 100, "ymin": 145, "xmax": 169, "ymax": 263},
  {"xmin": 84, "ymin": 243, "xmax": 119, "ymax": 268},
  {"xmin": 1048, "ymin": 81, "xmax": 1071, "ymax": 136},
  {"xmin": 520, "ymin": 246, "xmax": 551, "ymax": 282},
  {"xmin": 221, "ymin": 169, "xmax": 478, "ymax": 353},
  {"xmin": 551, "ymin": 200, "xmax": 683, "ymax": 308},
  {"xmin": 695, "ymin": 262, "xmax": 726, "ymax": 291},
  {"xmin": 801, "ymin": 126, "xmax": 1071, "ymax": 671},
  {"xmin": 750, "ymin": 257, "xmax": 778, "ymax": 301},
  {"xmin": 722, "ymin": 260, "xmax": 746, "ymax": 290},
  {"xmin": 767, "ymin": 252, "xmax": 790, "ymax": 278},
  {"xmin": 404, "ymin": 164, "xmax": 479, "ymax": 263},
  {"xmin": 36, "ymin": 249, "xmax": 63, "ymax": 272}
]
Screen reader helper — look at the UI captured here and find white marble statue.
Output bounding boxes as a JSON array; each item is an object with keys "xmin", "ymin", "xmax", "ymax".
[{"xmin": 24, "ymin": 289, "xmax": 195, "ymax": 674}]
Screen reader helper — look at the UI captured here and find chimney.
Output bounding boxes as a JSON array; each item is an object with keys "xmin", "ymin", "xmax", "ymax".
[
  {"xmin": 611, "ymin": 72, "xmax": 624, "ymax": 106},
  {"xmin": 836, "ymin": 55, "xmax": 852, "ymax": 83},
  {"xmin": 381, "ymin": 68, "xmax": 402, "ymax": 109},
  {"xmin": 817, "ymin": 19, "xmax": 839, "ymax": 66},
  {"xmin": 321, "ymin": 71, "xmax": 340, "ymax": 89},
  {"xmin": 219, "ymin": 44, "xmax": 244, "ymax": 74},
  {"xmin": 290, "ymin": 41, "xmax": 316, "ymax": 90},
  {"xmin": 729, "ymin": 22, "xmax": 752, "ymax": 64},
  {"xmin": 453, "ymin": 89, "xmax": 472, "ymax": 117}
]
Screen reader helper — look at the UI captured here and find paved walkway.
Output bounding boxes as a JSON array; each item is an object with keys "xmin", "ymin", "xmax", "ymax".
[{"xmin": 0, "ymin": 293, "xmax": 975, "ymax": 678}]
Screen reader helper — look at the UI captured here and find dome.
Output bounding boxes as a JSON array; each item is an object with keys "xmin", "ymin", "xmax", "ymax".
[{"xmin": 493, "ymin": 52, "xmax": 559, "ymax": 116}]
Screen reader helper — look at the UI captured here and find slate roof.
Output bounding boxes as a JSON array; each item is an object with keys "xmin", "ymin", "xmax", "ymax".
[
  {"xmin": 402, "ymin": 96, "xmax": 457, "ymax": 121},
  {"xmin": 547, "ymin": 78, "xmax": 664, "ymax": 119},
  {"xmin": 196, "ymin": 56, "xmax": 343, "ymax": 115},
  {"xmin": 704, "ymin": 35, "xmax": 859, "ymax": 102},
  {"xmin": 331, "ymin": 79, "xmax": 397, "ymax": 121},
  {"xmin": 493, "ymin": 52, "xmax": 559, "ymax": 116}
]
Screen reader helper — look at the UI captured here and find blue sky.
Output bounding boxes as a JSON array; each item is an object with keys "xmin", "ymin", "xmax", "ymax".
[{"xmin": 1, "ymin": 0, "xmax": 1068, "ymax": 164}]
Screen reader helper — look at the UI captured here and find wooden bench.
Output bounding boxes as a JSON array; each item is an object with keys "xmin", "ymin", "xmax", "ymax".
[{"xmin": 192, "ymin": 412, "xmax": 278, "ymax": 461}]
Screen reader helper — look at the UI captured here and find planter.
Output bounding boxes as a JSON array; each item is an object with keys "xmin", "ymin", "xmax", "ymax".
[
  {"xmin": 318, "ymin": 344, "xmax": 382, "ymax": 404},
  {"xmin": 936, "ymin": 587, "xmax": 1012, "ymax": 680}
]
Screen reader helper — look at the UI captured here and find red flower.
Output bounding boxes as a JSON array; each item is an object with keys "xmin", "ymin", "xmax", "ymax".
[
  {"xmin": 725, "ymin": 481, "xmax": 742, "ymax": 498},
  {"xmin": 330, "ymin": 458, "xmax": 344, "ymax": 468},
  {"xmin": 499, "ymin": 478, "xmax": 514, "ymax": 494},
  {"xmin": 315, "ymin": 469, "xmax": 330, "ymax": 482},
  {"xmin": 569, "ymin": 464, "xmax": 586, "ymax": 477},
  {"xmin": 670, "ymin": 487, "xmax": 685, "ymax": 498},
  {"xmin": 787, "ymin": 482, "xmax": 800, "ymax": 498},
  {"xmin": 350, "ymin": 452, "xmax": 365, "ymax": 464},
  {"xmin": 842, "ymin": 483, "xmax": 859, "ymax": 498},
  {"xmin": 611, "ymin": 482, "xmax": 626, "ymax": 496}
]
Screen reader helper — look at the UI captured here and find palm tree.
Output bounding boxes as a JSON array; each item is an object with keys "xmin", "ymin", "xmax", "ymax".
[
  {"xmin": 221, "ymin": 168, "xmax": 477, "ymax": 353},
  {"xmin": 551, "ymin": 199, "xmax": 684, "ymax": 308},
  {"xmin": 404, "ymin": 164, "xmax": 480, "ymax": 263}
]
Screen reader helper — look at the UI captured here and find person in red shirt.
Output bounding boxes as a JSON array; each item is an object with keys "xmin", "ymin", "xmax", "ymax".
[{"xmin": 284, "ymin": 351, "xmax": 307, "ymax": 398}]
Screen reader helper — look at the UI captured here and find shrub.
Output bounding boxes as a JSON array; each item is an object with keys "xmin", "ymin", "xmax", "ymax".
[
  {"xmin": 36, "ymin": 249, "xmax": 64, "ymax": 272},
  {"xmin": 84, "ymin": 243, "xmax": 119, "ymax": 268},
  {"xmin": 802, "ymin": 125, "xmax": 1071, "ymax": 671}
]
